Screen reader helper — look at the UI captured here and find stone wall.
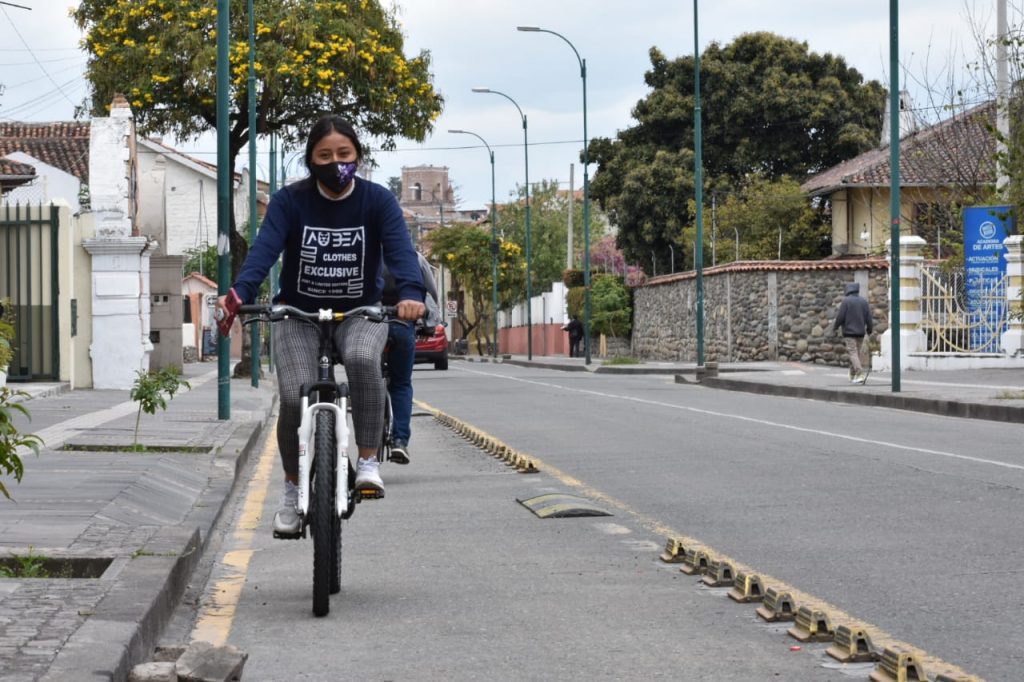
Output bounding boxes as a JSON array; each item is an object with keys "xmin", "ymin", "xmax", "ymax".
[{"xmin": 631, "ymin": 260, "xmax": 890, "ymax": 365}]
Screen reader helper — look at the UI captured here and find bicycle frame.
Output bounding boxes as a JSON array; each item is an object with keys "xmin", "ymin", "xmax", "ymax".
[{"xmin": 239, "ymin": 304, "xmax": 395, "ymax": 526}]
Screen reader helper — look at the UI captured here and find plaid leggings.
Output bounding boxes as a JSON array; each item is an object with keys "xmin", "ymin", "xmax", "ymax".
[{"xmin": 273, "ymin": 316, "xmax": 388, "ymax": 476}]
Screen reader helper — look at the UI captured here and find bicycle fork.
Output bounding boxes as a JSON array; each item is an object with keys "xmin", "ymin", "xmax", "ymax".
[{"xmin": 296, "ymin": 396, "xmax": 352, "ymax": 524}]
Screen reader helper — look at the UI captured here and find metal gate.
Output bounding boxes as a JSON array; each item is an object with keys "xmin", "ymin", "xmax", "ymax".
[
  {"xmin": 920, "ymin": 265, "xmax": 1007, "ymax": 353},
  {"xmin": 0, "ymin": 203, "xmax": 60, "ymax": 381}
]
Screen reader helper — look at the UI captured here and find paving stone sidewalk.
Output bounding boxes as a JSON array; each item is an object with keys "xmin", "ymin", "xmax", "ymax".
[{"xmin": 0, "ymin": 362, "xmax": 277, "ymax": 682}]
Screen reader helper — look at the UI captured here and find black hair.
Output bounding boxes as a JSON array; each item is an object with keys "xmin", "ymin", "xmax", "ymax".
[{"xmin": 303, "ymin": 115, "xmax": 363, "ymax": 172}]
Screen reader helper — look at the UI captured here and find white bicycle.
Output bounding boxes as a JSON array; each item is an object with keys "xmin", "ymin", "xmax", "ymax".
[{"xmin": 238, "ymin": 302, "xmax": 395, "ymax": 617}]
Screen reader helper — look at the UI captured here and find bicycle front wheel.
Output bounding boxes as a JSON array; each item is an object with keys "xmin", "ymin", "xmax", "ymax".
[
  {"xmin": 377, "ymin": 392, "xmax": 393, "ymax": 463},
  {"xmin": 312, "ymin": 410, "xmax": 338, "ymax": 616}
]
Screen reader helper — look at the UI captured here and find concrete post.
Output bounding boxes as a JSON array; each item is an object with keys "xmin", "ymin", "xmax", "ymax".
[
  {"xmin": 880, "ymin": 235, "xmax": 927, "ymax": 371},
  {"xmin": 1002, "ymin": 235, "xmax": 1024, "ymax": 356},
  {"xmin": 84, "ymin": 96, "xmax": 156, "ymax": 389}
]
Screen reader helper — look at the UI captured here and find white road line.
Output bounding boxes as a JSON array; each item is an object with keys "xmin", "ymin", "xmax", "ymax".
[{"xmin": 455, "ymin": 365, "xmax": 1024, "ymax": 473}]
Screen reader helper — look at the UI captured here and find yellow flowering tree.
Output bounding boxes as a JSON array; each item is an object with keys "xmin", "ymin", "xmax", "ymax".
[
  {"xmin": 73, "ymin": 0, "xmax": 441, "ymax": 149},
  {"xmin": 427, "ymin": 225, "xmax": 525, "ymax": 355},
  {"xmin": 72, "ymin": 0, "xmax": 443, "ymax": 251}
]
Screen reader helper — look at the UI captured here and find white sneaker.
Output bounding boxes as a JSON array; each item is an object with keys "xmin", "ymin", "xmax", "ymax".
[
  {"xmin": 354, "ymin": 458, "xmax": 384, "ymax": 497},
  {"xmin": 273, "ymin": 480, "xmax": 300, "ymax": 536}
]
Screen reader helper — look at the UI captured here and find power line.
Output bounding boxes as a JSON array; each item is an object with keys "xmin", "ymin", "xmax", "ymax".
[{"xmin": 1, "ymin": 5, "xmax": 79, "ymax": 108}]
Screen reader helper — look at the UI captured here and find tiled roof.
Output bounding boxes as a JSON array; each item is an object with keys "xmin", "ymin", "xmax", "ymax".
[
  {"xmin": 0, "ymin": 121, "xmax": 91, "ymax": 184},
  {"xmin": 801, "ymin": 101, "xmax": 996, "ymax": 195},
  {"xmin": 637, "ymin": 258, "xmax": 889, "ymax": 288},
  {"xmin": 0, "ymin": 156, "xmax": 36, "ymax": 178}
]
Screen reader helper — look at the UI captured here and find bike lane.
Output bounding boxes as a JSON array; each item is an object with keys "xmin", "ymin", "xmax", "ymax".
[{"xmin": 179, "ymin": 410, "xmax": 856, "ymax": 680}]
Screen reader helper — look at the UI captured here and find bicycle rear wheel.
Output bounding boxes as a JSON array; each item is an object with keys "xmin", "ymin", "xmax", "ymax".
[{"xmin": 312, "ymin": 410, "xmax": 338, "ymax": 616}]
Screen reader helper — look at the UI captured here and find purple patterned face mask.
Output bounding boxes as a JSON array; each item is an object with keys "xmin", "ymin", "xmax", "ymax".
[{"xmin": 311, "ymin": 161, "xmax": 358, "ymax": 193}]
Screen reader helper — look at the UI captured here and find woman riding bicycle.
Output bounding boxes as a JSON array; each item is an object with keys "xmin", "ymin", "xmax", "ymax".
[{"xmin": 215, "ymin": 115, "xmax": 425, "ymax": 536}]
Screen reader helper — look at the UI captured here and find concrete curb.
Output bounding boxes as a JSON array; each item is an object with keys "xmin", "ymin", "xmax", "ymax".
[
  {"xmin": 39, "ymin": 396, "xmax": 274, "ymax": 682},
  {"xmin": 698, "ymin": 375, "xmax": 1024, "ymax": 424}
]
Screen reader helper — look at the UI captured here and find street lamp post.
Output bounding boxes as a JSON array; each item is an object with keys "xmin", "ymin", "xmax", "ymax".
[
  {"xmin": 450, "ymin": 129, "xmax": 499, "ymax": 359},
  {"xmin": 517, "ymin": 26, "xmax": 592, "ymax": 364},
  {"xmin": 473, "ymin": 87, "xmax": 533, "ymax": 359}
]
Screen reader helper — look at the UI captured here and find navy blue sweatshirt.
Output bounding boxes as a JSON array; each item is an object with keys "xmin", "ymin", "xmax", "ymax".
[{"xmin": 231, "ymin": 177, "xmax": 425, "ymax": 311}]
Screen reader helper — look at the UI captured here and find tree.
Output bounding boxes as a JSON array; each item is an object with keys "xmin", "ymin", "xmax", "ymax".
[
  {"xmin": 495, "ymin": 179, "xmax": 604, "ymax": 295},
  {"xmin": 387, "ymin": 176, "xmax": 402, "ymax": 200},
  {"xmin": 589, "ymin": 33, "xmax": 885, "ymax": 266},
  {"xmin": 426, "ymin": 225, "xmax": 525, "ymax": 355},
  {"xmin": 73, "ymin": 0, "xmax": 443, "ymax": 374},
  {"xmin": 706, "ymin": 175, "xmax": 827, "ymax": 262}
]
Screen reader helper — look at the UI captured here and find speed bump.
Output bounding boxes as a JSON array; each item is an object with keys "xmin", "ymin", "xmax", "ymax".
[
  {"xmin": 755, "ymin": 587, "xmax": 797, "ymax": 622},
  {"xmin": 826, "ymin": 625, "xmax": 878, "ymax": 663},
  {"xmin": 934, "ymin": 675, "xmax": 983, "ymax": 682},
  {"xmin": 679, "ymin": 548, "xmax": 712, "ymax": 576},
  {"xmin": 727, "ymin": 571, "xmax": 765, "ymax": 603},
  {"xmin": 659, "ymin": 538, "xmax": 688, "ymax": 563},
  {"xmin": 700, "ymin": 559, "xmax": 735, "ymax": 588},
  {"xmin": 787, "ymin": 606, "xmax": 835, "ymax": 642},
  {"xmin": 517, "ymin": 493, "xmax": 612, "ymax": 519},
  {"xmin": 869, "ymin": 648, "xmax": 929, "ymax": 682}
]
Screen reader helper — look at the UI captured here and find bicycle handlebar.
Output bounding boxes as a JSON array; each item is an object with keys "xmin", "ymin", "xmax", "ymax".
[{"xmin": 237, "ymin": 303, "xmax": 398, "ymax": 324}]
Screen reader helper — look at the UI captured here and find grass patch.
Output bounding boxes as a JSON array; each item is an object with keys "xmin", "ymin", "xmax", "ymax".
[
  {"xmin": 603, "ymin": 356, "xmax": 642, "ymax": 366},
  {"xmin": 0, "ymin": 548, "xmax": 112, "ymax": 579},
  {"xmin": 994, "ymin": 389, "xmax": 1024, "ymax": 400},
  {"xmin": 60, "ymin": 443, "xmax": 212, "ymax": 453}
]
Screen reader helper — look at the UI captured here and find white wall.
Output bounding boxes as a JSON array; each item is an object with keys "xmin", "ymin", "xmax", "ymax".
[{"xmin": 3, "ymin": 152, "xmax": 82, "ymax": 213}]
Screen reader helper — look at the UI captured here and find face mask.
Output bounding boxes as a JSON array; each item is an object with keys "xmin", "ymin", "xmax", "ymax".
[{"xmin": 311, "ymin": 161, "xmax": 358, "ymax": 193}]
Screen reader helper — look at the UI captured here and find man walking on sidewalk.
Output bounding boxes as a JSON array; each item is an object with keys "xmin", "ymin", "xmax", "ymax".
[{"xmin": 832, "ymin": 282, "xmax": 873, "ymax": 384}]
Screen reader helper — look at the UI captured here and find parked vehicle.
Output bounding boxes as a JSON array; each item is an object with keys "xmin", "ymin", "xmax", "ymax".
[{"xmin": 415, "ymin": 324, "xmax": 448, "ymax": 370}]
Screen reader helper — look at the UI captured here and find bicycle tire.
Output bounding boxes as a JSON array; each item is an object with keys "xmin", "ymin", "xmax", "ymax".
[
  {"xmin": 330, "ymin": 460, "xmax": 345, "ymax": 595},
  {"xmin": 312, "ymin": 410, "xmax": 336, "ymax": 616},
  {"xmin": 377, "ymin": 393, "xmax": 393, "ymax": 463}
]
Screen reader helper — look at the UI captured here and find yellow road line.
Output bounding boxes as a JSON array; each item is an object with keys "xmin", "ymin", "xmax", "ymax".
[
  {"xmin": 190, "ymin": 424, "xmax": 278, "ymax": 646},
  {"xmin": 416, "ymin": 399, "xmax": 975, "ymax": 681}
]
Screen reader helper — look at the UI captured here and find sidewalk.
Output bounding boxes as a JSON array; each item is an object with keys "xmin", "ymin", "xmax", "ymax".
[
  {"xmin": 463, "ymin": 354, "xmax": 1024, "ymax": 423},
  {"xmin": 0, "ymin": 362, "xmax": 277, "ymax": 682}
]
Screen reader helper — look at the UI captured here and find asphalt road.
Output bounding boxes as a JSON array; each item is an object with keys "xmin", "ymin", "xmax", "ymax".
[
  {"xmin": 166, "ymin": 362, "xmax": 1023, "ymax": 680},
  {"xmin": 410, "ymin": 363, "xmax": 1023, "ymax": 680}
]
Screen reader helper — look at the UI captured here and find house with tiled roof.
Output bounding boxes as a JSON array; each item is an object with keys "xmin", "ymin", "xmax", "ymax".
[
  {"xmin": 802, "ymin": 100, "xmax": 996, "ymax": 258},
  {"xmin": 0, "ymin": 156, "xmax": 37, "ymax": 194},
  {"xmin": 0, "ymin": 121, "xmax": 91, "ymax": 211}
]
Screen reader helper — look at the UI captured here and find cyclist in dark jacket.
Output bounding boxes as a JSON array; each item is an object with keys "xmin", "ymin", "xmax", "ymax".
[{"xmin": 832, "ymin": 282, "xmax": 874, "ymax": 384}]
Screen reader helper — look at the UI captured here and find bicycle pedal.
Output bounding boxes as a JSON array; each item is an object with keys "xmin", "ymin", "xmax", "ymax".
[
  {"xmin": 357, "ymin": 488, "xmax": 385, "ymax": 500},
  {"xmin": 272, "ymin": 529, "xmax": 303, "ymax": 540}
]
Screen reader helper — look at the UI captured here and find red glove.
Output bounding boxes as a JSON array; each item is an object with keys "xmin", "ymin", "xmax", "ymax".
[{"xmin": 215, "ymin": 288, "xmax": 242, "ymax": 337}]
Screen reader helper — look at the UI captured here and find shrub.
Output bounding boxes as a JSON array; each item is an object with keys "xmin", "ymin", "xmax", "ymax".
[
  {"xmin": 0, "ymin": 387, "xmax": 43, "ymax": 500},
  {"xmin": 590, "ymin": 274, "xmax": 632, "ymax": 338},
  {"xmin": 129, "ymin": 367, "xmax": 191, "ymax": 450}
]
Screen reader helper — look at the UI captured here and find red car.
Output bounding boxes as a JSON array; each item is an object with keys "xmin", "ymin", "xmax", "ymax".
[{"xmin": 414, "ymin": 324, "xmax": 449, "ymax": 370}]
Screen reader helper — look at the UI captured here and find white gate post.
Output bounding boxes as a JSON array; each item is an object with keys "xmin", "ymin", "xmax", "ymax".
[
  {"xmin": 880, "ymin": 235, "xmax": 927, "ymax": 371},
  {"xmin": 1002, "ymin": 235, "xmax": 1024, "ymax": 356}
]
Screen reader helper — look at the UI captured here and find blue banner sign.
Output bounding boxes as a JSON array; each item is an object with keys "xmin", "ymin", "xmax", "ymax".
[{"xmin": 963, "ymin": 205, "xmax": 1013, "ymax": 350}]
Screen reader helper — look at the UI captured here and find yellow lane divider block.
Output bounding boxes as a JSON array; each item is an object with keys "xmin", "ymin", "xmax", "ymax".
[
  {"xmin": 659, "ymin": 537, "xmax": 688, "ymax": 563},
  {"xmin": 679, "ymin": 548, "xmax": 712, "ymax": 576},
  {"xmin": 826, "ymin": 625, "xmax": 879, "ymax": 663},
  {"xmin": 756, "ymin": 587, "xmax": 797, "ymax": 622},
  {"xmin": 787, "ymin": 606, "xmax": 835, "ymax": 643},
  {"xmin": 869, "ymin": 648, "xmax": 929, "ymax": 682},
  {"xmin": 701, "ymin": 559, "xmax": 735, "ymax": 588},
  {"xmin": 727, "ymin": 571, "xmax": 765, "ymax": 603}
]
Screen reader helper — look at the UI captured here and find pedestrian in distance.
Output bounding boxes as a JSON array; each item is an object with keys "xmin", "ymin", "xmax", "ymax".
[
  {"xmin": 562, "ymin": 315, "xmax": 584, "ymax": 358},
  {"xmin": 215, "ymin": 115, "xmax": 426, "ymax": 536},
  {"xmin": 832, "ymin": 282, "xmax": 874, "ymax": 384},
  {"xmin": 381, "ymin": 251, "xmax": 442, "ymax": 465}
]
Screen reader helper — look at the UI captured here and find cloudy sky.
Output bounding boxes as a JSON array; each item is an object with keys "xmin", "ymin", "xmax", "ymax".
[{"xmin": 0, "ymin": 1, "xmax": 1011, "ymax": 209}]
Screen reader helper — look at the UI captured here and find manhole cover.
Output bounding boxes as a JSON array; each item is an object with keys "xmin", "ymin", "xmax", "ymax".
[{"xmin": 517, "ymin": 493, "xmax": 612, "ymax": 518}]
